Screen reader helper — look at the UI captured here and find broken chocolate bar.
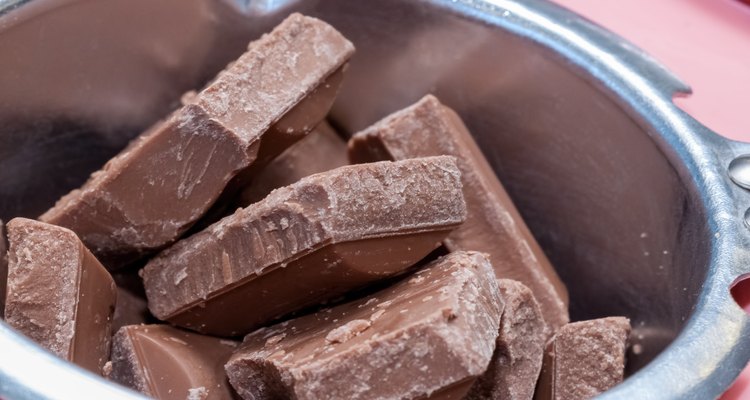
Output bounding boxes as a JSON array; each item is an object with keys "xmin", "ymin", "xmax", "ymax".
[
  {"xmin": 40, "ymin": 13, "xmax": 355, "ymax": 267},
  {"xmin": 348, "ymin": 95, "xmax": 569, "ymax": 330},
  {"xmin": 467, "ymin": 279, "xmax": 547, "ymax": 400},
  {"xmin": 142, "ymin": 156, "xmax": 466, "ymax": 336},
  {"xmin": 237, "ymin": 120, "xmax": 348, "ymax": 206},
  {"xmin": 109, "ymin": 324, "xmax": 238, "ymax": 400},
  {"xmin": 225, "ymin": 251, "xmax": 503, "ymax": 400},
  {"xmin": 535, "ymin": 317, "xmax": 631, "ymax": 400},
  {"xmin": 4, "ymin": 218, "xmax": 116, "ymax": 374},
  {"xmin": 0, "ymin": 220, "xmax": 7, "ymax": 319}
]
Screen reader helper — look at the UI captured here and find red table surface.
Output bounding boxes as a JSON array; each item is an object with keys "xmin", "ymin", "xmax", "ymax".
[{"xmin": 552, "ymin": 0, "xmax": 750, "ymax": 398}]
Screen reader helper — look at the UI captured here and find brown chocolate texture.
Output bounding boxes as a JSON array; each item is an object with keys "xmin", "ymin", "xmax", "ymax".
[
  {"xmin": 109, "ymin": 324, "xmax": 239, "ymax": 400},
  {"xmin": 225, "ymin": 251, "xmax": 504, "ymax": 400},
  {"xmin": 348, "ymin": 95, "xmax": 569, "ymax": 331},
  {"xmin": 142, "ymin": 156, "xmax": 467, "ymax": 336},
  {"xmin": 0, "ymin": 219, "xmax": 7, "ymax": 318},
  {"xmin": 4, "ymin": 218, "xmax": 116, "ymax": 374},
  {"xmin": 39, "ymin": 13, "xmax": 355, "ymax": 268},
  {"xmin": 535, "ymin": 317, "xmax": 631, "ymax": 400},
  {"xmin": 467, "ymin": 279, "xmax": 547, "ymax": 400},
  {"xmin": 237, "ymin": 120, "xmax": 349, "ymax": 207}
]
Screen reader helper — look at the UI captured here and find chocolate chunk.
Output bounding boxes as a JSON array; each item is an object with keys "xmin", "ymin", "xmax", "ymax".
[
  {"xmin": 348, "ymin": 95, "xmax": 569, "ymax": 330},
  {"xmin": 4, "ymin": 218, "xmax": 116, "ymax": 374},
  {"xmin": 237, "ymin": 120, "xmax": 349, "ymax": 207},
  {"xmin": 40, "ymin": 13, "xmax": 355, "ymax": 267},
  {"xmin": 109, "ymin": 324, "xmax": 239, "ymax": 400},
  {"xmin": 467, "ymin": 279, "xmax": 547, "ymax": 400},
  {"xmin": 225, "ymin": 251, "xmax": 503, "ymax": 400},
  {"xmin": 0, "ymin": 220, "xmax": 7, "ymax": 319},
  {"xmin": 142, "ymin": 156, "xmax": 466, "ymax": 336},
  {"xmin": 535, "ymin": 317, "xmax": 631, "ymax": 400}
]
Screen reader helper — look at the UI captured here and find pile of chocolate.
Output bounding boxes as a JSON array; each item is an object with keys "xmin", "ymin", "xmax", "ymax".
[{"xmin": 0, "ymin": 14, "xmax": 631, "ymax": 400}]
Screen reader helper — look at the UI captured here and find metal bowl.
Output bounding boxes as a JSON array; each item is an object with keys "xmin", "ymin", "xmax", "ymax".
[{"xmin": 1, "ymin": 0, "xmax": 749, "ymax": 399}]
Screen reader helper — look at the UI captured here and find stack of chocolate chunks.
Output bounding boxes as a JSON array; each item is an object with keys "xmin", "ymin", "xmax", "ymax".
[{"xmin": 0, "ymin": 14, "xmax": 631, "ymax": 400}]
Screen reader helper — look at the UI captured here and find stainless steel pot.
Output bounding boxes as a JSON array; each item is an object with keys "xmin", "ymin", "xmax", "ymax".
[{"xmin": 1, "ymin": 0, "xmax": 749, "ymax": 399}]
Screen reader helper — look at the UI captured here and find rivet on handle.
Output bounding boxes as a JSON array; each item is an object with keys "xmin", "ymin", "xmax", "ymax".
[{"xmin": 728, "ymin": 155, "xmax": 750, "ymax": 190}]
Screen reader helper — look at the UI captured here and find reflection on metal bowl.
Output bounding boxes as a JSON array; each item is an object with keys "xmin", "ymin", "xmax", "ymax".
[{"xmin": 1, "ymin": 0, "xmax": 749, "ymax": 399}]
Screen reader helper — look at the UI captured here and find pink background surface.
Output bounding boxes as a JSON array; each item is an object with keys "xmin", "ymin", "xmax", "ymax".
[
  {"xmin": 554, "ymin": 0, "xmax": 750, "ymax": 140},
  {"xmin": 551, "ymin": 0, "xmax": 750, "ymax": 397}
]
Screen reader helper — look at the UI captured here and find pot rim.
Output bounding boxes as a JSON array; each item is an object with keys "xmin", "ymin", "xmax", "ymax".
[
  {"xmin": 450, "ymin": 1, "xmax": 750, "ymax": 399},
  {"xmin": 1, "ymin": 1, "xmax": 749, "ymax": 399}
]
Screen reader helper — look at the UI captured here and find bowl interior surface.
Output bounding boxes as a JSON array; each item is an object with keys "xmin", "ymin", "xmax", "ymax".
[{"xmin": 0, "ymin": 0, "xmax": 709, "ymax": 381}]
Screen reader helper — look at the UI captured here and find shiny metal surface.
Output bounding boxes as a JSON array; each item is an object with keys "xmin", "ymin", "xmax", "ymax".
[
  {"xmin": 728, "ymin": 155, "xmax": 750, "ymax": 190},
  {"xmin": 0, "ymin": 0, "xmax": 748, "ymax": 399}
]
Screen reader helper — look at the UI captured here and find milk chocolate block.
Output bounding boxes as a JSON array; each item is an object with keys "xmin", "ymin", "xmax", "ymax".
[
  {"xmin": 4, "ymin": 218, "xmax": 116, "ymax": 374},
  {"xmin": 467, "ymin": 279, "xmax": 547, "ymax": 400},
  {"xmin": 0, "ymin": 220, "xmax": 8, "ymax": 319},
  {"xmin": 535, "ymin": 317, "xmax": 631, "ymax": 400},
  {"xmin": 40, "ymin": 14, "xmax": 355, "ymax": 267},
  {"xmin": 237, "ymin": 120, "xmax": 349, "ymax": 206},
  {"xmin": 109, "ymin": 325, "xmax": 239, "ymax": 400},
  {"xmin": 143, "ymin": 156, "xmax": 466, "ymax": 336},
  {"xmin": 225, "ymin": 251, "xmax": 503, "ymax": 400},
  {"xmin": 348, "ymin": 95, "xmax": 569, "ymax": 330}
]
